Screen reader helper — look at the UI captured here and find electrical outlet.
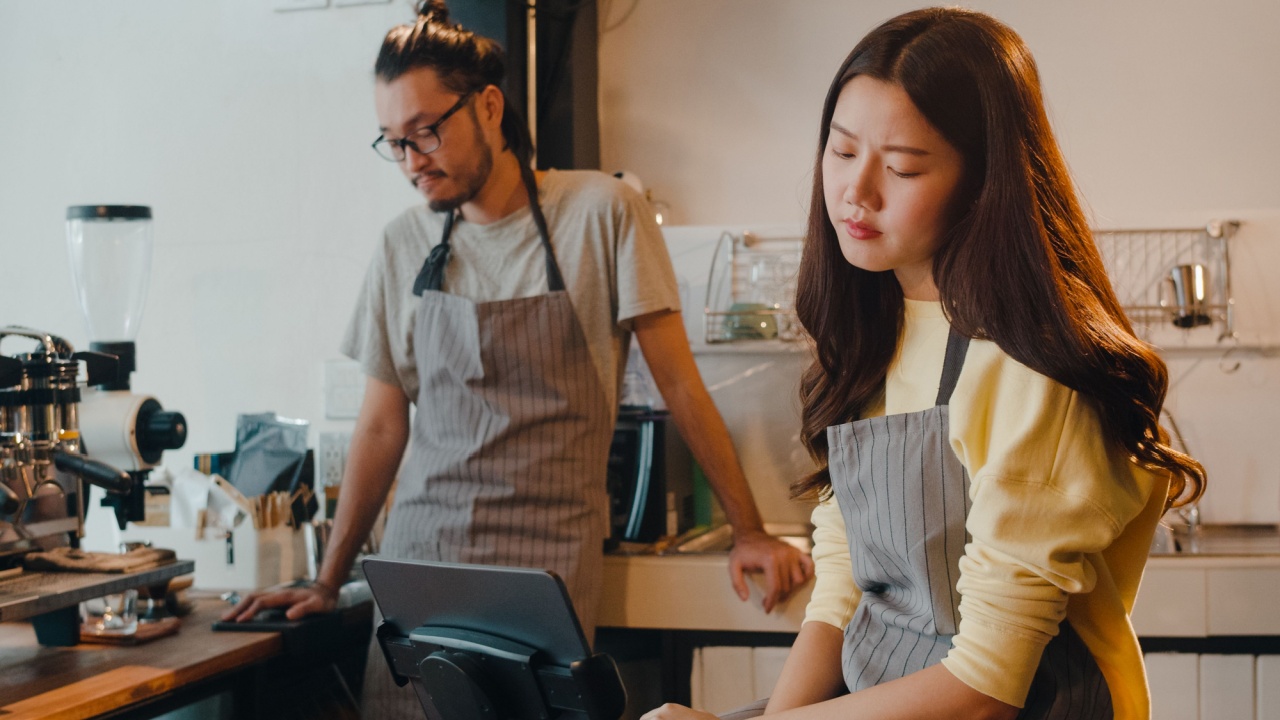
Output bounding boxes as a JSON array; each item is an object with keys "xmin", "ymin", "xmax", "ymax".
[
  {"xmin": 318, "ymin": 431, "xmax": 352, "ymax": 490},
  {"xmin": 324, "ymin": 359, "xmax": 365, "ymax": 419},
  {"xmin": 273, "ymin": 0, "xmax": 328, "ymax": 12}
]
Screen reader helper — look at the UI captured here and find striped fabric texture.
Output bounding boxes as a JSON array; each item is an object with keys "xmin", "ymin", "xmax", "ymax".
[
  {"xmin": 827, "ymin": 332, "xmax": 1113, "ymax": 718},
  {"xmin": 364, "ymin": 287, "xmax": 613, "ymax": 718}
]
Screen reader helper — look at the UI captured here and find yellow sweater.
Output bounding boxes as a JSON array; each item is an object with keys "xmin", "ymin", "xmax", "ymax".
[{"xmin": 804, "ymin": 299, "xmax": 1168, "ymax": 719}]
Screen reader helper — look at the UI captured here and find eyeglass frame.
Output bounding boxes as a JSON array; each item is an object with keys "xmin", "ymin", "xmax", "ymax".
[{"xmin": 371, "ymin": 88, "xmax": 478, "ymax": 162}]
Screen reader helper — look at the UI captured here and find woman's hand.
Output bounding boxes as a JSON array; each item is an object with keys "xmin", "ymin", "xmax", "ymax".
[{"xmin": 641, "ymin": 704, "xmax": 720, "ymax": 720}]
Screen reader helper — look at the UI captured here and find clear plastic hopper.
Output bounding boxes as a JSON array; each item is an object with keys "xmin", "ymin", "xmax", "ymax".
[{"xmin": 65, "ymin": 205, "xmax": 153, "ymax": 346}]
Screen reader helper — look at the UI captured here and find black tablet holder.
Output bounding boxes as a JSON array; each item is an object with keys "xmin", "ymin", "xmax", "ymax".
[{"xmin": 375, "ymin": 622, "xmax": 626, "ymax": 720}]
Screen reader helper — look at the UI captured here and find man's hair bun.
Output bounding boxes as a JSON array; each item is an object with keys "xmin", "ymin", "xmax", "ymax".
[{"xmin": 416, "ymin": 0, "xmax": 450, "ymax": 25}]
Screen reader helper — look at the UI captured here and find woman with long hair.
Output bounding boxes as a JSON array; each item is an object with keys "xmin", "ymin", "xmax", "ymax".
[{"xmin": 645, "ymin": 8, "xmax": 1201, "ymax": 720}]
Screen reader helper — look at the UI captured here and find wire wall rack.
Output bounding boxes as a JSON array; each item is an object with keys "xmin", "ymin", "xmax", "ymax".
[
  {"xmin": 703, "ymin": 231, "xmax": 805, "ymax": 344},
  {"xmin": 1093, "ymin": 220, "xmax": 1239, "ymax": 346},
  {"xmin": 704, "ymin": 222, "xmax": 1260, "ymax": 356}
]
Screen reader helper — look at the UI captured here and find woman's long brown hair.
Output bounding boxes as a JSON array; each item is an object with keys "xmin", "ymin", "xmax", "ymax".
[{"xmin": 793, "ymin": 8, "xmax": 1205, "ymax": 508}]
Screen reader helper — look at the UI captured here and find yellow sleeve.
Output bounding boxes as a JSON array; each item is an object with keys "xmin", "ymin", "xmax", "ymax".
[
  {"xmin": 802, "ymin": 494, "xmax": 861, "ymax": 630},
  {"xmin": 939, "ymin": 343, "xmax": 1155, "ymax": 708}
]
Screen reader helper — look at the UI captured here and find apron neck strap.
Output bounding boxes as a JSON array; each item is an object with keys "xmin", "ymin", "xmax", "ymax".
[
  {"xmin": 934, "ymin": 327, "xmax": 971, "ymax": 407},
  {"xmin": 412, "ymin": 210, "xmax": 456, "ymax": 297},
  {"xmin": 412, "ymin": 165, "xmax": 565, "ymax": 296},
  {"xmin": 519, "ymin": 162, "xmax": 566, "ymax": 293}
]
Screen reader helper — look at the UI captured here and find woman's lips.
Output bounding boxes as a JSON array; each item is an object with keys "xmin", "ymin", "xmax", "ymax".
[{"xmin": 844, "ymin": 218, "xmax": 882, "ymax": 240}]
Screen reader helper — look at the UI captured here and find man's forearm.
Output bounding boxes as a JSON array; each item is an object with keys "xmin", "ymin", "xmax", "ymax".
[
  {"xmin": 315, "ymin": 420, "xmax": 407, "ymax": 592},
  {"xmin": 634, "ymin": 311, "xmax": 768, "ymax": 537},
  {"xmin": 661, "ymin": 376, "xmax": 766, "ymax": 537}
]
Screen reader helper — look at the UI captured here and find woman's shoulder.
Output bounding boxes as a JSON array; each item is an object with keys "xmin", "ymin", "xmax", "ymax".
[{"xmin": 955, "ymin": 337, "xmax": 1067, "ymax": 404}]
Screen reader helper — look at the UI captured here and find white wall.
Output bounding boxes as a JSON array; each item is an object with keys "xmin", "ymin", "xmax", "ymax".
[
  {"xmin": 0, "ymin": 0, "xmax": 421, "ymax": 455},
  {"xmin": 2, "ymin": 0, "xmax": 1278, "ymax": 522}
]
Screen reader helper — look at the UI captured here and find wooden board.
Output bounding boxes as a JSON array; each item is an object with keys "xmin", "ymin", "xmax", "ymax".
[{"xmin": 0, "ymin": 593, "xmax": 282, "ymax": 719}]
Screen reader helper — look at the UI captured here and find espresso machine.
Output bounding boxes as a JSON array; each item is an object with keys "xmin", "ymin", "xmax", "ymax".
[
  {"xmin": 0, "ymin": 206, "xmax": 192, "ymax": 644},
  {"xmin": 0, "ymin": 328, "xmax": 133, "ymax": 566}
]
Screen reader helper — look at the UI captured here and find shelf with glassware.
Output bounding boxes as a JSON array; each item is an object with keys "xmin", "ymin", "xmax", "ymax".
[{"xmin": 702, "ymin": 231, "xmax": 806, "ymax": 346}]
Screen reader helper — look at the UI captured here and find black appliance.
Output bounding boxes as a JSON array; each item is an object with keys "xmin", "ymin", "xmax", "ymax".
[{"xmin": 606, "ymin": 407, "xmax": 695, "ymax": 545}]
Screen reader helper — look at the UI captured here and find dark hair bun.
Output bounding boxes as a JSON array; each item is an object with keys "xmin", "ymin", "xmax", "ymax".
[{"xmin": 416, "ymin": 0, "xmax": 450, "ymax": 24}]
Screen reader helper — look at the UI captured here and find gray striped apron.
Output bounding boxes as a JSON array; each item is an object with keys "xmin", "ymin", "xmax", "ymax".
[
  {"xmin": 828, "ymin": 330, "xmax": 1113, "ymax": 718},
  {"xmin": 363, "ymin": 201, "xmax": 614, "ymax": 719}
]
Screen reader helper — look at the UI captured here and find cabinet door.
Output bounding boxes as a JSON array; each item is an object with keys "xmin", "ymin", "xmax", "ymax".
[
  {"xmin": 1207, "ymin": 569, "xmax": 1280, "ymax": 635},
  {"xmin": 1133, "ymin": 567, "xmax": 1207, "ymax": 637},
  {"xmin": 1260, "ymin": 655, "xmax": 1280, "ymax": 720},
  {"xmin": 1199, "ymin": 655, "xmax": 1254, "ymax": 720},
  {"xmin": 1147, "ymin": 653, "xmax": 1200, "ymax": 720}
]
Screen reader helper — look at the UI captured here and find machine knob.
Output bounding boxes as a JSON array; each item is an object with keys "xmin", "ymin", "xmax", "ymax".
[{"xmin": 137, "ymin": 405, "xmax": 187, "ymax": 463}]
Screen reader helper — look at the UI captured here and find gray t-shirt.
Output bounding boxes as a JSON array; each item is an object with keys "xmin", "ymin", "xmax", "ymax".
[{"xmin": 340, "ymin": 169, "xmax": 682, "ymax": 414}]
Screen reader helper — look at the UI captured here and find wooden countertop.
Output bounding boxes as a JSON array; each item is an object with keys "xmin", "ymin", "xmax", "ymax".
[{"xmin": 0, "ymin": 594, "xmax": 282, "ymax": 719}]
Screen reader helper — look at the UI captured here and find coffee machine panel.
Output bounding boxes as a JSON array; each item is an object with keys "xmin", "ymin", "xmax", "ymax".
[{"xmin": 0, "ymin": 327, "xmax": 135, "ymax": 567}]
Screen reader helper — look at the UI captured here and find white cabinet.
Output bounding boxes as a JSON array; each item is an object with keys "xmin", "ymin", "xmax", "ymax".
[
  {"xmin": 1259, "ymin": 655, "xmax": 1280, "ymax": 720},
  {"xmin": 1132, "ymin": 566, "xmax": 1208, "ymax": 637},
  {"xmin": 1208, "ymin": 569, "xmax": 1280, "ymax": 635},
  {"xmin": 1200, "ymin": 654, "xmax": 1256, "ymax": 720},
  {"xmin": 689, "ymin": 646, "xmax": 790, "ymax": 715},
  {"xmin": 1147, "ymin": 653, "xmax": 1280, "ymax": 720},
  {"xmin": 1147, "ymin": 653, "xmax": 1200, "ymax": 720}
]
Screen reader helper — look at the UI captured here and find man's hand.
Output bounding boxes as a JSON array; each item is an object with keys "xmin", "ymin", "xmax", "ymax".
[
  {"xmin": 641, "ymin": 703, "xmax": 719, "ymax": 720},
  {"xmin": 729, "ymin": 531, "xmax": 814, "ymax": 613},
  {"xmin": 220, "ymin": 582, "xmax": 337, "ymax": 623}
]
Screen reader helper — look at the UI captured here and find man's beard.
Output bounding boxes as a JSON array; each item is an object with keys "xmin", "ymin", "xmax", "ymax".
[{"xmin": 425, "ymin": 119, "xmax": 494, "ymax": 213}]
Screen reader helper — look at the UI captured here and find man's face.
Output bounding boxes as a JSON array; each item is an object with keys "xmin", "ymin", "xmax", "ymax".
[{"xmin": 375, "ymin": 67, "xmax": 493, "ymax": 211}]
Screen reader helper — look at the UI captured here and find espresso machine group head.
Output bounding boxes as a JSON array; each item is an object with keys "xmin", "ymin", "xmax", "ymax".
[{"xmin": 0, "ymin": 328, "xmax": 139, "ymax": 565}]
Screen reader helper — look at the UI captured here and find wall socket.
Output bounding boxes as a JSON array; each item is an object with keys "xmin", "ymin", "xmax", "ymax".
[
  {"xmin": 318, "ymin": 431, "xmax": 353, "ymax": 490},
  {"xmin": 324, "ymin": 359, "xmax": 365, "ymax": 420}
]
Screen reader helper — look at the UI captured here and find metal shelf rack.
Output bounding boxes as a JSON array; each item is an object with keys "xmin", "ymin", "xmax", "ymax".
[
  {"xmin": 703, "ymin": 231, "xmax": 804, "ymax": 344},
  {"xmin": 1093, "ymin": 220, "xmax": 1240, "ymax": 344}
]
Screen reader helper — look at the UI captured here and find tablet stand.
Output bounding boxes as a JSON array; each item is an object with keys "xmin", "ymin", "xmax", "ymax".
[{"xmin": 376, "ymin": 622, "xmax": 626, "ymax": 720}]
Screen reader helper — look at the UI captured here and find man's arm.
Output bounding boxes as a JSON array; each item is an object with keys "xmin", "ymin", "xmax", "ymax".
[
  {"xmin": 632, "ymin": 309, "xmax": 813, "ymax": 612},
  {"xmin": 224, "ymin": 376, "xmax": 410, "ymax": 620}
]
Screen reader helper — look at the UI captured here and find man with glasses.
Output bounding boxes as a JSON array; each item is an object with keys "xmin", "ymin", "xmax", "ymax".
[{"xmin": 225, "ymin": 3, "xmax": 812, "ymax": 715}]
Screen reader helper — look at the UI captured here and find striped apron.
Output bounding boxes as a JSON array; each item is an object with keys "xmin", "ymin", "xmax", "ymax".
[
  {"xmin": 828, "ymin": 330, "xmax": 1113, "ymax": 718},
  {"xmin": 363, "ymin": 204, "xmax": 614, "ymax": 719}
]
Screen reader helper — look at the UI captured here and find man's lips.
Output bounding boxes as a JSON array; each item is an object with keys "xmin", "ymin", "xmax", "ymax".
[
  {"xmin": 844, "ymin": 218, "xmax": 882, "ymax": 240},
  {"xmin": 414, "ymin": 171, "xmax": 446, "ymax": 189}
]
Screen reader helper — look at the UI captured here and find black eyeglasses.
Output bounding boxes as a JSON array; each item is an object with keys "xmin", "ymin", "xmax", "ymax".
[{"xmin": 372, "ymin": 89, "xmax": 477, "ymax": 162}]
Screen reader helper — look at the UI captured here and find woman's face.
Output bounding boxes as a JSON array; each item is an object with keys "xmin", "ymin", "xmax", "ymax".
[{"xmin": 822, "ymin": 75, "xmax": 966, "ymax": 300}]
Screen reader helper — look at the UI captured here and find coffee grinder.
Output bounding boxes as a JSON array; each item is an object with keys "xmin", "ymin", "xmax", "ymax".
[{"xmin": 66, "ymin": 205, "xmax": 187, "ymax": 529}]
